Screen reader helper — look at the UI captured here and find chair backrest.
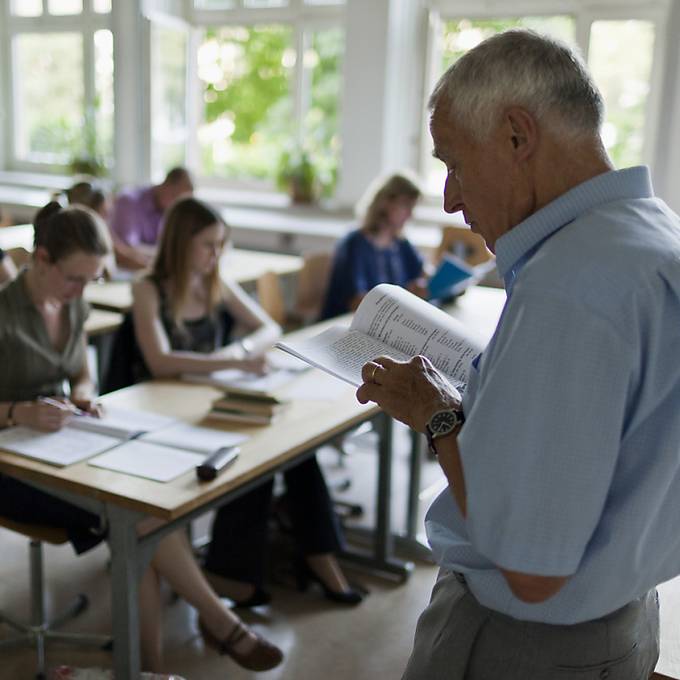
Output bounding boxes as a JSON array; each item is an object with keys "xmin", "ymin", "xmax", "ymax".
[
  {"xmin": 293, "ymin": 251, "xmax": 332, "ymax": 323},
  {"xmin": 0, "ymin": 517, "xmax": 69, "ymax": 545},
  {"xmin": 434, "ymin": 226, "xmax": 492, "ymax": 267},
  {"xmin": 6, "ymin": 246, "xmax": 31, "ymax": 269},
  {"xmin": 256, "ymin": 271, "xmax": 287, "ymax": 327}
]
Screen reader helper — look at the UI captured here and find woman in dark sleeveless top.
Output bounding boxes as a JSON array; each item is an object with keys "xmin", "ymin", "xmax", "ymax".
[{"xmin": 132, "ymin": 197, "xmax": 365, "ymax": 611}]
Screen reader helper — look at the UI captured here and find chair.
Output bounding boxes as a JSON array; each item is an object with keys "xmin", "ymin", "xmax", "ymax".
[
  {"xmin": 292, "ymin": 252, "xmax": 332, "ymax": 324},
  {"xmin": 433, "ymin": 225, "xmax": 492, "ymax": 266},
  {"xmin": 256, "ymin": 271, "xmax": 287, "ymax": 328},
  {"xmin": 0, "ymin": 518, "xmax": 111, "ymax": 680},
  {"xmin": 6, "ymin": 246, "xmax": 31, "ymax": 269}
]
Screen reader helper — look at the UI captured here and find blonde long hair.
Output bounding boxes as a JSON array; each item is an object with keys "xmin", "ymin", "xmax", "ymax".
[
  {"xmin": 151, "ymin": 197, "xmax": 228, "ymax": 329},
  {"xmin": 357, "ymin": 172, "xmax": 422, "ymax": 236}
]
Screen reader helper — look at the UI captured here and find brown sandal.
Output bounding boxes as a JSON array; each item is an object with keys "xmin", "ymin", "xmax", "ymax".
[{"xmin": 199, "ymin": 618, "xmax": 283, "ymax": 671}]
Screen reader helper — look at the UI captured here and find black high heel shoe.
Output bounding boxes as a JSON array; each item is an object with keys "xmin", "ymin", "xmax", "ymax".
[{"xmin": 295, "ymin": 560, "xmax": 366, "ymax": 606}]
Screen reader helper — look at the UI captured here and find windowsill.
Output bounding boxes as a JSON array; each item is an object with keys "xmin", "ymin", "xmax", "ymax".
[{"xmin": 0, "ymin": 170, "xmax": 466, "ymax": 252}]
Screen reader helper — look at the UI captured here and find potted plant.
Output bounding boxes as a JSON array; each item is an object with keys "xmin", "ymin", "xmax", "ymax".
[
  {"xmin": 69, "ymin": 105, "xmax": 108, "ymax": 177},
  {"xmin": 276, "ymin": 147, "xmax": 321, "ymax": 204}
]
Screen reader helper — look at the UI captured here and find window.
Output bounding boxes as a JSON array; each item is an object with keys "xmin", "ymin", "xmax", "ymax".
[
  {"xmin": 424, "ymin": 5, "xmax": 665, "ymax": 196},
  {"xmin": 4, "ymin": 1, "xmax": 113, "ymax": 173},
  {"xmin": 182, "ymin": 1, "xmax": 345, "ymax": 193},
  {"xmin": 150, "ymin": 24, "xmax": 189, "ymax": 176}
]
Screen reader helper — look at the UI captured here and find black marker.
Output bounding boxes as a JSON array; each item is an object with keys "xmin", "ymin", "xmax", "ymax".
[{"xmin": 196, "ymin": 447, "xmax": 240, "ymax": 482}]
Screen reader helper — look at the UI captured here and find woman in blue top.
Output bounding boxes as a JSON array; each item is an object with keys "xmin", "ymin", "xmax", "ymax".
[{"xmin": 321, "ymin": 172, "xmax": 427, "ymax": 319}]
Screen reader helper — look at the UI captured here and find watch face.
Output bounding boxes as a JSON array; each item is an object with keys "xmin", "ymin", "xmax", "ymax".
[{"xmin": 431, "ymin": 410, "xmax": 459, "ymax": 434}]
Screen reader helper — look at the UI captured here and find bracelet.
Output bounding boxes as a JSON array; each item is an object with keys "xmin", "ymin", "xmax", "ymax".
[
  {"xmin": 239, "ymin": 338, "xmax": 254, "ymax": 356},
  {"xmin": 6, "ymin": 401, "xmax": 17, "ymax": 427}
]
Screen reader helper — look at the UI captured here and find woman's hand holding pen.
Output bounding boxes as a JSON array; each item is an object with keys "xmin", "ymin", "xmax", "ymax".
[{"xmin": 12, "ymin": 396, "xmax": 101, "ymax": 432}]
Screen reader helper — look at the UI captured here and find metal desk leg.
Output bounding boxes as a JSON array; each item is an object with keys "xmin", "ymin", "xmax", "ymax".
[
  {"xmin": 341, "ymin": 412, "xmax": 414, "ymax": 581},
  {"xmin": 108, "ymin": 505, "xmax": 142, "ymax": 680}
]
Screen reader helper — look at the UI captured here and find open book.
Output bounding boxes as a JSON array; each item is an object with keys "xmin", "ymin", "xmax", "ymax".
[
  {"xmin": 0, "ymin": 407, "xmax": 178, "ymax": 467},
  {"xmin": 88, "ymin": 424, "xmax": 247, "ymax": 482},
  {"xmin": 276, "ymin": 284, "xmax": 485, "ymax": 391},
  {"xmin": 428, "ymin": 254, "xmax": 497, "ymax": 300}
]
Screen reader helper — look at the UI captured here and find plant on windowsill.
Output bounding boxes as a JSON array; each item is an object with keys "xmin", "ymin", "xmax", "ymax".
[
  {"xmin": 276, "ymin": 147, "xmax": 323, "ymax": 205},
  {"xmin": 68, "ymin": 105, "xmax": 108, "ymax": 178}
]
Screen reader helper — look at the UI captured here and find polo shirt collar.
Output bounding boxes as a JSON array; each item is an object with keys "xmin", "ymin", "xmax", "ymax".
[{"xmin": 494, "ymin": 166, "xmax": 654, "ymax": 282}]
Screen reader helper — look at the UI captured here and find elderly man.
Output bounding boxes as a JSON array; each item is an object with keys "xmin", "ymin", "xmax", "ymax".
[{"xmin": 358, "ymin": 29, "xmax": 680, "ymax": 678}]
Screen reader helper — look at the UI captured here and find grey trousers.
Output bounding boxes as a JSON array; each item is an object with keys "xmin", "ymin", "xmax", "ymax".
[{"xmin": 401, "ymin": 571, "xmax": 659, "ymax": 680}]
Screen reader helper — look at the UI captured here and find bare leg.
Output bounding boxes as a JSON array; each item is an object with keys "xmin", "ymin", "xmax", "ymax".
[
  {"xmin": 138, "ymin": 565, "xmax": 163, "ymax": 672},
  {"xmin": 147, "ymin": 527, "xmax": 262, "ymax": 655},
  {"xmin": 306, "ymin": 553, "xmax": 351, "ymax": 592}
]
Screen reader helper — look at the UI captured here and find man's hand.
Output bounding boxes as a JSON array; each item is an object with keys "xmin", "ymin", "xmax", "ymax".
[{"xmin": 356, "ymin": 355, "xmax": 462, "ymax": 432}]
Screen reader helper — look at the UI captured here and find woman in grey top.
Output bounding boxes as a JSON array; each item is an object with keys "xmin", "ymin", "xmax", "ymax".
[{"xmin": 0, "ymin": 202, "xmax": 283, "ymax": 673}]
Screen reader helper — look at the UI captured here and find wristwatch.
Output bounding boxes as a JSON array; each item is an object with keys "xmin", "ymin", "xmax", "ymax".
[{"xmin": 425, "ymin": 408, "xmax": 464, "ymax": 456}]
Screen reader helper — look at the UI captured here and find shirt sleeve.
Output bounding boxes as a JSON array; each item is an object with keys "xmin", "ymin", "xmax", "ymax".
[
  {"xmin": 400, "ymin": 239, "xmax": 425, "ymax": 282},
  {"xmin": 459, "ymin": 288, "xmax": 634, "ymax": 576},
  {"xmin": 110, "ymin": 194, "xmax": 139, "ymax": 246}
]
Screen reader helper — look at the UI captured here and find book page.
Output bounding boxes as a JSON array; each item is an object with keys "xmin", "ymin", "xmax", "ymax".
[
  {"xmin": 88, "ymin": 440, "xmax": 204, "ymax": 482},
  {"xmin": 349, "ymin": 284, "xmax": 484, "ymax": 385},
  {"xmin": 140, "ymin": 423, "xmax": 248, "ymax": 455},
  {"xmin": 69, "ymin": 407, "xmax": 177, "ymax": 440},
  {"xmin": 278, "ymin": 326, "xmax": 410, "ymax": 387},
  {"xmin": 0, "ymin": 426, "xmax": 121, "ymax": 466}
]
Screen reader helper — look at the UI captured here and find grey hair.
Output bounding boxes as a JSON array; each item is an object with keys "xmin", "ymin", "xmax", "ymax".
[{"xmin": 429, "ymin": 29, "xmax": 604, "ymax": 141}]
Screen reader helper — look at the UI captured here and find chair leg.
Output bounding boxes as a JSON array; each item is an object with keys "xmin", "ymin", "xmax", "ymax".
[{"xmin": 0, "ymin": 539, "xmax": 112, "ymax": 678}]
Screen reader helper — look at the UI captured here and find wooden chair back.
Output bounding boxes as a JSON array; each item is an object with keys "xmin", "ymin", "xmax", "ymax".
[
  {"xmin": 6, "ymin": 246, "xmax": 31, "ymax": 269},
  {"xmin": 256, "ymin": 271, "xmax": 287, "ymax": 327},
  {"xmin": 433, "ymin": 226, "xmax": 492, "ymax": 267},
  {"xmin": 0, "ymin": 517, "xmax": 68, "ymax": 545},
  {"xmin": 294, "ymin": 251, "xmax": 332, "ymax": 324}
]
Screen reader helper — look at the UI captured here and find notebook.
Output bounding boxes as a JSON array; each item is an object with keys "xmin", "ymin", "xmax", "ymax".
[{"xmin": 87, "ymin": 424, "xmax": 248, "ymax": 482}]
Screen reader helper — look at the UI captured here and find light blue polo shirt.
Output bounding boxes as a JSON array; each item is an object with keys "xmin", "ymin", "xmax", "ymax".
[{"xmin": 425, "ymin": 166, "xmax": 680, "ymax": 624}]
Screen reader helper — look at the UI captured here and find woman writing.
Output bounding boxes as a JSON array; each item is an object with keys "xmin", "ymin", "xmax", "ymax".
[
  {"xmin": 132, "ymin": 196, "xmax": 365, "ymax": 609},
  {"xmin": 321, "ymin": 172, "xmax": 427, "ymax": 319},
  {"xmin": 0, "ymin": 202, "xmax": 283, "ymax": 673}
]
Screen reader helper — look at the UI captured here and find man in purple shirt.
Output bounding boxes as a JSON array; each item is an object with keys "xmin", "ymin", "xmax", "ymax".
[{"xmin": 110, "ymin": 167, "xmax": 193, "ymax": 269}]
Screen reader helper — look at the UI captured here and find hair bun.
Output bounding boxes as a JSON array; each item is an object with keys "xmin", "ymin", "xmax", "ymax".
[{"xmin": 33, "ymin": 200, "xmax": 63, "ymax": 247}]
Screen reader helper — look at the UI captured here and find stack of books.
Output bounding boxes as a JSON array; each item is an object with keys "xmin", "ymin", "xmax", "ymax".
[{"xmin": 208, "ymin": 392, "xmax": 289, "ymax": 425}]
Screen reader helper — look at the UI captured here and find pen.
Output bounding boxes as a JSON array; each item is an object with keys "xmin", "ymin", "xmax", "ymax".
[
  {"xmin": 38, "ymin": 396, "xmax": 90, "ymax": 417},
  {"xmin": 196, "ymin": 447, "xmax": 240, "ymax": 482}
]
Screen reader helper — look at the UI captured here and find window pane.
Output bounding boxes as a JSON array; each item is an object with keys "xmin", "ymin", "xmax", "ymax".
[
  {"xmin": 13, "ymin": 33, "xmax": 84, "ymax": 164},
  {"xmin": 48, "ymin": 0, "xmax": 82, "ymax": 15},
  {"xmin": 151, "ymin": 25, "xmax": 188, "ymax": 175},
  {"xmin": 94, "ymin": 29, "xmax": 114, "ymax": 167},
  {"xmin": 11, "ymin": 0, "xmax": 42, "ymax": 17},
  {"xmin": 588, "ymin": 20, "xmax": 655, "ymax": 168},
  {"xmin": 303, "ymin": 27, "xmax": 344, "ymax": 195},
  {"xmin": 197, "ymin": 25, "xmax": 294, "ymax": 182},
  {"xmin": 244, "ymin": 0, "xmax": 287, "ymax": 7},
  {"xmin": 426, "ymin": 16, "xmax": 576, "ymax": 194},
  {"xmin": 93, "ymin": 0, "xmax": 112, "ymax": 13},
  {"xmin": 194, "ymin": 0, "xmax": 236, "ymax": 8}
]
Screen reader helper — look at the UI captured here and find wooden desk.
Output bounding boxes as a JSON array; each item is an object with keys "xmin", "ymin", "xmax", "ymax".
[
  {"xmin": 84, "ymin": 248, "xmax": 303, "ymax": 312},
  {"xmin": 0, "ymin": 371, "xmax": 396, "ymax": 679},
  {"xmin": 85, "ymin": 309, "xmax": 123, "ymax": 338},
  {"xmin": 0, "ymin": 223, "xmax": 33, "ymax": 251}
]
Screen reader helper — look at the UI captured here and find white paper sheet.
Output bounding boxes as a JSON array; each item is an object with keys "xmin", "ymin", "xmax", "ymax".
[
  {"xmin": 88, "ymin": 440, "xmax": 204, "ymax": 482},
  {"xmin": 0, "ymin": 426, "xmax": 121, "ymax": 466},
  {"xmin": 70, "ymin": 407, "xmax": 177, "ymax": 440},
  {"xmin": 140, "ymin": 423, "xmax": 248, "ymax": 454}
]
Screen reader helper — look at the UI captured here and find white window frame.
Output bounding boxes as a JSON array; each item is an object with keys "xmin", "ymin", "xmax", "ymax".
[
  {"xmin": 420, "ymin": 0, "xmax": 672, "ymax": 195},
  {"xmin": 184, "ymin": 0, "xmax": 346, "ymax": 192},
  {"xmin": 0, "ymin": 0, "xmax": 113, "ymax": 174}
]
